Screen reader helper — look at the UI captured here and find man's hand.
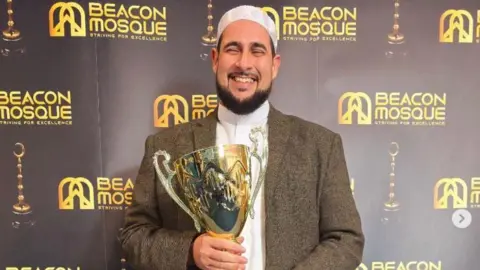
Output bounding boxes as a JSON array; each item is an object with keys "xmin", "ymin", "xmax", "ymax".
[{"xmin": 193, "ymin": 234, "xmax": 248, "ymax": 270}]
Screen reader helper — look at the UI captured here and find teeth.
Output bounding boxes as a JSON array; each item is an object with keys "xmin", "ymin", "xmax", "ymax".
[{"xmin": 233, "ymin": 76, "xmax": 254, "ymax": 83}]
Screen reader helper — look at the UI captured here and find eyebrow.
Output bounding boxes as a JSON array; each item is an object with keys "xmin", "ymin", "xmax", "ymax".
[{"xmin": 251, "ymin": 42, "xmax": 267, "ymax": 51}]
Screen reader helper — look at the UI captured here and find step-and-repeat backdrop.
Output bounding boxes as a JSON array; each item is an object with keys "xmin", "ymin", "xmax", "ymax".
[{"xmin": 1, "ymin": 0, "xmax": 479, "ymax": 269}]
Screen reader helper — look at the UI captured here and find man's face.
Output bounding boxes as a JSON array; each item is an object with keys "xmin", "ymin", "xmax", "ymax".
[{"xmin": 211, "ymin": 20, "xmax": 281, "ymax": 114}]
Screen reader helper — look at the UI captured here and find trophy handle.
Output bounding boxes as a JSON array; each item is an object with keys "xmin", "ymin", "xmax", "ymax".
[
  {"xmin": 153, "ymin": 150, "xmax": 202, "ymax": 232},
  {"xmin": 246, "ymin": 127, "xmax": 269, "ymax": 218}
]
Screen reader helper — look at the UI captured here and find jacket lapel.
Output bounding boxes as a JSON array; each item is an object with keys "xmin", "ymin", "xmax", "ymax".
[
  {"xmin": 264, "ymin": 106, "xmax": 292, "ymax": 268},
  {"xmin": 191, "ymin": 109, "xmax": 218, "ymax": 151},
  {"xmin": 173, "ymin": 109, "xmax": 218, "ymax": 159}
]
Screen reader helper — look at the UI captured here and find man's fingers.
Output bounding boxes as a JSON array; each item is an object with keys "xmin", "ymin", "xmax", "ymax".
[
  {"xmin": 236, "ymin": 236, "xmax": 244, "ymax": 244},
  {"xmin": 206, "ymin": 258, "xmax": 244, "ymax": 270},
  {"xmin": 208, "ymin": 248, "xmax": 248, "ymax": 264},
  {"xmin": 209, "ymin": 238, "xmax": 246, "ymax": 254},
  {"xmin": 206, "ymin": 266, "xmax": 234, "ymax": 270}
]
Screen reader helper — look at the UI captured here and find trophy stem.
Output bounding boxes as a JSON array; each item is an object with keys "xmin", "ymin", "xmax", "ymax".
[
  {"xmin": 201, "ymin": 0, "xmax": 216, "ymax": 46},
  {"xmin": 207, "ymin": 230, "xmax": 237, "ymax": 242},
  {"xmin": 3, "ymin": 0, "xmax": 21, "ymax": 41},
  {"xmin": 387, "ymin": 0, "xmax": 404, "ymax": 44}
]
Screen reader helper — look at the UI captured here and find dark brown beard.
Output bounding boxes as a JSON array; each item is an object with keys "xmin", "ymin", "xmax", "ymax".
[{"xmin": 215, "ymin": 77, "xmax": 271, "ymax": 115}]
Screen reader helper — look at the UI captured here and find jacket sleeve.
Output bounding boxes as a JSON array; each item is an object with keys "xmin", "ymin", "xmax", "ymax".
[
  {"xmin": 119, "ymin": 134, "xmax": 199, "ymax": 270},
  {"xmin": 293, "ymin": 133, "xmax": 365, "ymax": 270}
]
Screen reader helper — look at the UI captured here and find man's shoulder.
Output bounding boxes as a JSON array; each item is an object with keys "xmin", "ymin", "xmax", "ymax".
[
  {"xmin": 146, "ymin": 117, "xmax": 208, "ymax": 145},
  {"xmin": 281, "ymin": 112, "xmax": 339, "ymax": 141},
  {"xmin": 150, "ymin": 121, "xmax": 192, "ymax": 140},
  {"xmin": 278, "ymin": 112, "xmax": 343, "ymax": 160},
  {"xmin": 149, "ymin": 115, "xmax": 211, "ymax": 141}
]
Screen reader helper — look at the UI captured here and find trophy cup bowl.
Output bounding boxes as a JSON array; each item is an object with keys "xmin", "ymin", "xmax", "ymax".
[{"xmin": 153, "ymin": 128, "xmax": 267, "ymax": 242}]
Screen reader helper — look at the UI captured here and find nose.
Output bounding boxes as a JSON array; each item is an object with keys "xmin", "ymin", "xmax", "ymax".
[{"xmin": 235, "ymin": 51, "xmax": 252, "ymax": 70}]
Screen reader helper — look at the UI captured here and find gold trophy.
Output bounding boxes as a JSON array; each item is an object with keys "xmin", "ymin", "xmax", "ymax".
[
  {"xmin": 1, "ymin": 0, "xmax": 26, "ymax": 56},
  {"xmin": 385, "ymin": 0, "xmax": 406, "ymax": 58},
  {"xmin": 153, "ymin": 127, "xmax": 267, "ymax": 240},
  {"xmin": 12, "ymin": 142, "xmax": 35, "ymax": 228},
  {"xmin": 200, "ymin": 0, "xmax": 216, "ymax": 60},
  {"xmin": 381, "ymin": 142, "xmax": 400, "ymax": 224}
]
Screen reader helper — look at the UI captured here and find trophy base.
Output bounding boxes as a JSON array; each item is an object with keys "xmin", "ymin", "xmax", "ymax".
[
  {"xmin": 12, "ymin": 210, "xmax": 36, "ymax": 229},
  {"xmin": 1, "ymin": 36, "xmax": 26, "ymax": 56}
]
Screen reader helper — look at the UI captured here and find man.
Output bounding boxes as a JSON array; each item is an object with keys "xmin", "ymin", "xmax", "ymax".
[{"xmin": 120, "ymin": 5, "xmax": 364, "ymax": 270}]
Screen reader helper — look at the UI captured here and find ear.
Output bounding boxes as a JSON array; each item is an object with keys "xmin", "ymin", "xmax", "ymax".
[
  {"xmin": 211, "ymin": 48, "xmax": 219, "ymax": 74},
  {"xmin": 271, "ymin": 54, "xmax": 281, "ymax": 80}
]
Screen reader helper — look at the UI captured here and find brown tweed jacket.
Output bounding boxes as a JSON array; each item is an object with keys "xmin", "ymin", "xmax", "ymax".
[{"xmin": 120, "ymin": 105, "xmax": 364, "ymax": 270}]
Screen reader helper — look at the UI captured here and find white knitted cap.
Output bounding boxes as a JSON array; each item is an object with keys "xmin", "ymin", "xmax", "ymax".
[{"xmin": 216, "ymin": 5, "xmax": 278, "ymax": 52}]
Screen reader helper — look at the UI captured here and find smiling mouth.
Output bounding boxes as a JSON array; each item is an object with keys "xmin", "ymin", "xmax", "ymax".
[{"xmin": 228, "ymin": 73, "xmax": 258, "ymax": 83}]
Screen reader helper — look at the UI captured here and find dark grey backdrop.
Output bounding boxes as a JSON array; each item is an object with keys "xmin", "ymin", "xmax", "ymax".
[{"xmin": 0, "ymin": 0, "xmax": 479, "ymax": 269}]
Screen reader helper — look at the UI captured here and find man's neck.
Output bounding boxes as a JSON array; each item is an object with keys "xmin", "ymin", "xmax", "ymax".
[{"xmin": 217, "ymin": 101, "xmax": 270, "ymax": 126}]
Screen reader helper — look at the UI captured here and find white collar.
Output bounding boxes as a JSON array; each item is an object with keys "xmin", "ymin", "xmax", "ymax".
[{"xmin": 218, "ymin": 100, "xmax": 270, "ymax": 126}]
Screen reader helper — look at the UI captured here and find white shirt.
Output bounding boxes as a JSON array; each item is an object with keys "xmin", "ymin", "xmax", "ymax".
[{"xmin": 215, "ymin": 100, "xmax": 269, "ymax": 270}]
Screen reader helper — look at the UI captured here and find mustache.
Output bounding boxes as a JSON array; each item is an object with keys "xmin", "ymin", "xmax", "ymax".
[{"xmin": 227, "ymin": 71, "xmax": 259, "ymax": 81}]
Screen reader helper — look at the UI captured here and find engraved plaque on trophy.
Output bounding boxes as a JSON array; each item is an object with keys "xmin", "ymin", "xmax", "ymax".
[
  {"xmin": 1, "ymin": 0, "xmax": 26, "ymax": 56},
  {"xmin": 12, "ymin": 143, "xmax": 35, "ymax": 228}
]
